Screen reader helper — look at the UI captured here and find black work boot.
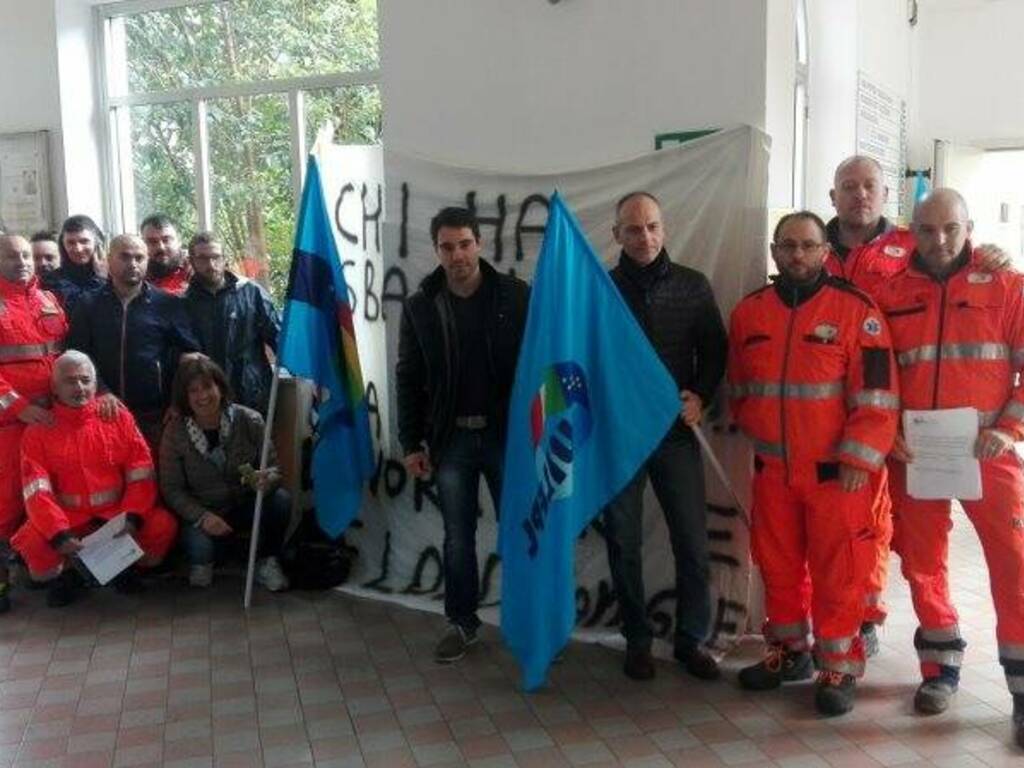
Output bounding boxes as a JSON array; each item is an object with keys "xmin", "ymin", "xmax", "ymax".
[
  {"xmin": 46, "ymin": 570, "xmax": 80, "ymax": 608},
  {"xmin": 738, "ymin": 643, "xmax": 813, "ymax": 691},
  {"xmin": 0, "ymin": 581, "xmax": 10, "ymax": 614},
  {"xmin": 914, "ymin": 667, "xmax": 960, "ymax": 715},
  {"xmin": 815, "ymin": 670, "xmax": 856, "ymax": 716}
]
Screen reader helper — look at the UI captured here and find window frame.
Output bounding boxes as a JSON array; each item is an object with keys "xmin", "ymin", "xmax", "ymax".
[
  {"xmin": 94, "ymin": 0, "xmax": 381, "ymax": 234},
  {"xmin": 793, "ymin": 0, "xmax": 810, "ymax": 209}
]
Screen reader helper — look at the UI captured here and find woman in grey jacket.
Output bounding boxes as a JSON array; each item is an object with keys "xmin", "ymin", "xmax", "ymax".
[{"xmin": 159, "ymin": 355, "xmax": 291, "ymax": 590}]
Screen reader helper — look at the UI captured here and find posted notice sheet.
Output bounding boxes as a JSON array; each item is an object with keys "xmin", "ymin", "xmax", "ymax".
[{"xmin": 903, "ymin": 407, "xmax": 982, "ymax": 501}]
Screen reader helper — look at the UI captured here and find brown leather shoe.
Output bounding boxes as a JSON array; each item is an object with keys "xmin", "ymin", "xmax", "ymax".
[{"xmin": 623, "ymin": 646, "xmax": 655, "ymax": 680}]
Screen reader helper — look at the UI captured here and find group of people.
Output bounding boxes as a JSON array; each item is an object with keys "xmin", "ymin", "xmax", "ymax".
[
  {"xmin": 397, "ymin": 155, "xmax": 1024, "ymax": 747},
  {"xmin": 0, "ymin": 213, "xmax": 292, "ymax": 611}
]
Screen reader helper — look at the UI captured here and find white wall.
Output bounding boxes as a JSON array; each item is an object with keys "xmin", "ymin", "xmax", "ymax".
[
  {"xmin": 380, "ymin": 0, "xmax": 768, "ymax": 171},
  {"xmin": 54, "ymin": 0, "xmax": 107, "ymax": 226},
  {"xmin": 913, "ymin": 0, "xmax": 1024, "ymax": 160},
  {"xmin": 0, "ymin": 0, "xmax": 65, "ymax": 226},
  {"xmin": 765, "ymin": 0, "xmax": 797, "ymax": 209}
]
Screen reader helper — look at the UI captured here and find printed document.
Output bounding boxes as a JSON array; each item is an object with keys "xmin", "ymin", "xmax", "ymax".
[
  {"xmin": 903, "ymin": 408, "xmax": 982, "ymax": 500},
  {"xmin": 78, "ymin": 513, "xmax": 144, "ymax": 585}
]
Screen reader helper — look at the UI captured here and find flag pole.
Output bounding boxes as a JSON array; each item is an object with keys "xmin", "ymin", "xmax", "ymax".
[
  {"xmin": 243, "ymin": 360, "xmax": 284, "ymax": 610},
  {"xmin": 691, "ymin": 424, "xmax": 751, "ymax": 528}
]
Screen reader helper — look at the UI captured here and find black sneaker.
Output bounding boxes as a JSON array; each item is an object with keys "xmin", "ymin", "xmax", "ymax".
[
  {"xmin": 46, "ymin": 570, "xmax": 80, "ymax": 608},
  {"xmin": 738, "ymin": 643, "xmax": 813, "ymax": 691},
  {"xmin": 815, "ymin": 670, "xmax": 856, "ymax": 716},
  {"xmin": 433, "ymin": 625, "xmax": 477, "ymax": 664},
  {"xmin": 1013, "ymin": 694, "xmax": 1024, "ymax": 749},
  {"xmin": 914, "ymin": 675, "xmax": 958, "ymax": 714},
  {"xmin": 860, "ymin": 622, "xmax": 879, "ymax": 658},
  {"xmin": 623, "ymin": 646, "xmax": 655, "ymax": 681},
  {"xmin": 674, "ymin": 644, "xmax": 721, "ymax": 681}
]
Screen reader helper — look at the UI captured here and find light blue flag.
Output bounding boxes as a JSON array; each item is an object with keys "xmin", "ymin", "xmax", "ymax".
[
  {"xmin": 498, "ymin": 192, "xmax": 680, "ymax": 690},
  {"xmin": 277, "ymin": 156, "xmax": 375, "ymax": 538}
]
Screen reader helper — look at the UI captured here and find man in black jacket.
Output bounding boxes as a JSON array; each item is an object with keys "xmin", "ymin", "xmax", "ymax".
[
  {"xmin": 184, "ymin": 232, "xmax": 280, "ymax": 413},
  {"xmin": 605, "ymin": 191, "xmax": 728, "ymax": 682},
  {"xmin": 396, "ymin": 207, "xmax": 529, "ymax": 663},
  {"xmin": 67, "ymin": 234, "xmax": 200, "ymax": 452}
]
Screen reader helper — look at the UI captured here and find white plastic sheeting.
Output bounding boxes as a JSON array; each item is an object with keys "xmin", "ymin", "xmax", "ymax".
[{"xmin": 315, "ymin": 125, "xmax": 770, "ymax": 658}]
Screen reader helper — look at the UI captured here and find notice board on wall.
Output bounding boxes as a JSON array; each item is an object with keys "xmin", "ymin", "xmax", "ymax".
[
  {"xmin": 0, "ymin": 131, "xmax": 52, "ymax": 236},
  {"xmin": 856, "ymin": 73, "xmax": 907, "ymax": 221}
]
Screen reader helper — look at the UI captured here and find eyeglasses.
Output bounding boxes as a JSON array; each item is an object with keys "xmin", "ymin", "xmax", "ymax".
[{"xmin": 773, "ymin": 241, "xmax": 826, "ymax": 255}]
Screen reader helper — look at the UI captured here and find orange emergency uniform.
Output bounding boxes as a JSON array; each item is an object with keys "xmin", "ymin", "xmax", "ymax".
[
  {"xmin": 875, "ymin": 247, "xmax": 1024, "ymax": 693},
  {"xmin": 12, "ymin": 401, "xmax": 178, "ymax": 576},
  {"xmin": 729, "ymin": 273, "xmax": 898, "ymax": 675},
  {"xmin": 824, "ymin": 221, "xmax": 917, "ymax": 625},
  {"xmin": 149, "ymin": 264, "xmax": 192, "ymax": 296},
  {"xmin": 0, "ymin": 278, "xmax": 66, "ymax": 539}
]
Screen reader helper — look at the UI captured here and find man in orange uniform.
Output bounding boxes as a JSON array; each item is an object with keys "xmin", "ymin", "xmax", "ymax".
[
  {"xmin": 0, "ymin": 235, "xmax": 66, "ymax": 613},
  {"xmin": 875, "ymin": 189, "xmax": 1024, "ymax": 748},
  {"xmin": 12, "ymin": 351, "xmax": 178, "ymax": 607},
  {"xmin": 729, "ymin": 211, "xmax": 898, "ymax": 716},
  {"xmin": 823, "ymin": 155, "xmax": 1007, "ymax": 654}
]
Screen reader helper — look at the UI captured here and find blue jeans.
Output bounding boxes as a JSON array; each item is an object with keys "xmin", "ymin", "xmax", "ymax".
[
  {"xmin": 434, "ymin": 426, "xmax": 504, "ymax": 632},
  {"xmin": 179, "ymin": 488, "xmax": 292, "ymax": 566},
  {"xmin": 603, "ymin": 432, "xmax": 711, "ymax": 652}
]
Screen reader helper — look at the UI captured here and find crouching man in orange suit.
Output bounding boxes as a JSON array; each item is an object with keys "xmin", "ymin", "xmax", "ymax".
[{"xmin": 12, "ymin": 350, "xmax": 178, "ymax": 606}]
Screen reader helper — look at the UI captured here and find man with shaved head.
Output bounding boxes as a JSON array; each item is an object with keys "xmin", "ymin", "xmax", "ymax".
[
  {"xmin": 67, "ymin": 234, "xmax": 200, "ymax": 451},
  {"xmin": 875, "ymin": 189, "xmax": 1024, "ymax": 746},
  {"xmin": 823, "ymin": 156, "xmax": 1009, "ymax": 656},
  {"xmin": 0, "ymin": 234, "xmax": 66, "ymax": 612}
]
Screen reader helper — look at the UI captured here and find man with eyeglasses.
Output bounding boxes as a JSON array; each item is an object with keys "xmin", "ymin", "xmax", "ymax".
[
  {"xmin": 183, "ymin": 232, "xmax": 280, "ymax": 414},
  {"xmin": 728, "ymin": 211, "xmax": 898, "ymax": 716}
]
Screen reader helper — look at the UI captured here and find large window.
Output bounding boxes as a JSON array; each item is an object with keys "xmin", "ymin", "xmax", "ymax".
[{"xmin": 99, "ymin": 0, "xmax": 381, "ymax": 298}]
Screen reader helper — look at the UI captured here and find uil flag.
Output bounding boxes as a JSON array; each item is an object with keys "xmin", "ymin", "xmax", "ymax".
[
  {"xmin": 277, "ymin": 156, "xmax": 374, "ymax": 538},
  {"xmin": 499, "ymin": 192, "xmax": 680, "ymax": 690}
]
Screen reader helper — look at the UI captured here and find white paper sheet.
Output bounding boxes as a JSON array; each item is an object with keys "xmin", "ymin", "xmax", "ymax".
[
  {"xmin": 78, "ymin": 513, "xmax": 144, "ymax": 585},
  {"xmin": 903, "ymin": 408, "xmax": 982, "ymax": 500}
]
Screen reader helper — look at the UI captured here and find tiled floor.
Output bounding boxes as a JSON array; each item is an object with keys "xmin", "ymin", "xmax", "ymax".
[{"xmin": 1, "ymin": 512, "xmax": 1020, "ymax": 768}]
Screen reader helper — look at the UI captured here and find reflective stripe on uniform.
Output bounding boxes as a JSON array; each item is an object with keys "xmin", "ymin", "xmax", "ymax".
[
  {"xmin": 1000, "ymin": 400, "xmax": 1024, "ymax": 424},
  {"xmin": 837, "ymin": 439, "xmax": 885, "ymax": 468},
  {"xmin": 816, "ymin": 636, "xmax": 853, "ymax": 654},
  {"xmin": 752, "ymin": 438, "xmax": 785, "ymax": 457},
  {"xmin": 898, "ymin": 342, "xmax": 1009, "ymax": 367},
  {"xmin": 731, "ymin": 380, "xmax": 844, "ymax": 400},
  {"xmin": 918, "ymin": 648, "xmax": 965, "ymax": 665},
  {"xmin": 57, "ymin": 487, "xmax": 123, "ymax": 508},
  {"xmin": 0, "ymin": 391, "xmax": 18, "ymax": 411},
  {"xmin": 0, "ymin": 341, "xmax": 59, "ymax": 363},
  {"xmin": 768, "ymin": 620, "xmax": 810, "ymax": 640},
  {"xmin": 864, "ymin": 592, "xmax": 882, "ymax": 606},
  {"xmin": 125, "ymin": 466, "xmax": 155, "ymax": 483},
  {"xmin": 822, "ymin": 658, "xmax": 865, "ymax": 676},
  {"xmin": 1013, "ymin": 348, "xmax": 1024, "ymax": 367},
  {"xmin": 22, "ymin": 476, "xmax": 52, "ymax": 501},
  {"xmin": 848, "ymin": 390, "xmax": 899, "ymax": 410}
]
